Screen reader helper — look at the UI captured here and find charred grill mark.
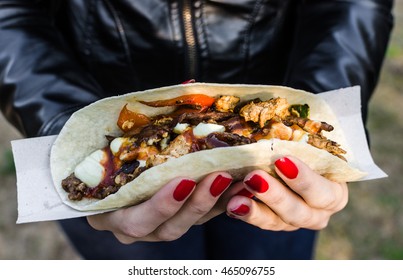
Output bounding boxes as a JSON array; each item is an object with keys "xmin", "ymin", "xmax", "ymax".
[{"xmin": 283, "ymin": 116, "xmax": 334, "ymax": 134}]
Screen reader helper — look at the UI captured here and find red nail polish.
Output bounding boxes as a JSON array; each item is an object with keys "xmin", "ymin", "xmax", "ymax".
[
  {"xmin": 210, "ymin": 175, "xmax": 232, "ymax": 197},
  {"xmin": 173, "ymin": 179, "xmax": 196, "ymax": 201},
  {"xmin": 230, "ymin": 204, "xmax": 250, "ymax": 216},
  {"xmin": 244, "ymin": 174, "xmax": 269, "ymax": 193},
  {"xmin": 275, "ymin": 157, "xmax": 298, "ymax": 179},
  {"xmin": 236, "ymin": 188, "xmax": 254, "ymax": 198}
]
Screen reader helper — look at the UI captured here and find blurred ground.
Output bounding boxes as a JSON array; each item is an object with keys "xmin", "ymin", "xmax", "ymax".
[
  {"xmin": 0, "ymin": 120, "xmax": 80, "ymax": 259},
  {"xmin": 1, "ymin": 2, "xmax": 402, "ymax": 260}
]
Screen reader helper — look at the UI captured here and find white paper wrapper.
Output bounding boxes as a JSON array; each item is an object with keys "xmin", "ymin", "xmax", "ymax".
[{"xmin": 11, "ymin": 86, "xmax": 387, "ymax": 224}]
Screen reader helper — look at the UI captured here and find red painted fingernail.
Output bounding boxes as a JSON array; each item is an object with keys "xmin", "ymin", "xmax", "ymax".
[
  {"xmin": 275, "ymin": 157, "xmax": 299, "ymax": 179},
  {"xmin": 236, "ymin": 188, "xmax": 254, "ymax": 198},
  {"xmin": 181, "ymin": 79, "xmax": 196, "ymax": 84},
  {"xmin": 244, "ymin": 174, "xmax": 269, "ymax": 193},
  {"xmin": 173, "ymin": 179, "xmax": 196, "ymax": 201},
  {"xmin": 230, "ymin": 204, "xmax": 250, "ymax": 216},
  {"xmin": 210, "ymin": 175, "xmax": 232, "ymax": 197}
]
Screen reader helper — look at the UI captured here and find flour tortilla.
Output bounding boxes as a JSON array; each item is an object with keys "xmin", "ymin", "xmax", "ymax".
[{"xmin": 50, "ymin": 83, "xmax": 366, "ymax": 211}]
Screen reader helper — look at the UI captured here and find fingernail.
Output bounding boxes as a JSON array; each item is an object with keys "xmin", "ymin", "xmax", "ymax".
[
  {"xmin": 173, "ymin": 179, "xmax": 196, "ymax": 201},
  {"xmin": 236, "ymin": 188, "xmax": 254, "ymax": 198},
  {"xmin": 210, "ymin": 175, "xmax": 232, "ymax": 197},
  {"xmin": 230, "ymin": 204, "xmax": 250, "ymax": 216},
  {"xmin": 275, "ymin": 157, "xmax": 299, "ymax": 179},
  {"xmin": 244, "ymin": 174, "xmax": 269, "ymax": 193}
]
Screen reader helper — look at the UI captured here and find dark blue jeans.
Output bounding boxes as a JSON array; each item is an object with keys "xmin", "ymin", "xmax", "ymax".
[{"xmin": 59, "ymin": 214, "xmax": 317, "ymax": 260}]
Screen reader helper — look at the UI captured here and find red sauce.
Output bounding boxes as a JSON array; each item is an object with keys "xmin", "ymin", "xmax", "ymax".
[{"xmin": 83, "ymin": 146, "xmax": 122, "ymax": 198}]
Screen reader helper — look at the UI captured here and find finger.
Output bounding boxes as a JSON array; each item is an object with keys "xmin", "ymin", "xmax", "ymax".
[
  {"xmin": 87, "ymin": 177, "xmax": 196, "ymax": 243},
  {"xmin": 226, "ymin": 195, "xmax": 298, "ymax": 231},
  {"xmin": 229, "ymin": 163, "xmax": 344, "ymax": 229},
  {"xmin": 152, "ymin": 172, "xmax": 233, "ymax": 240},
  {"xmin": 242, "ymin": 169, "xmax": 326, "ymax": 228},
  {"xmin": 195, "ymin": 180, "xmax": 248, "ymax": 224},
  {"xmin": 274, "ymin": 156, "xmax": 348, "ymax": 211}
]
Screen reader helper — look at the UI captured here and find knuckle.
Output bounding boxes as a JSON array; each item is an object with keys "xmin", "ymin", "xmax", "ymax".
[
  {"xmin": 335, "ymin": 185, "xmax": 349, "ymax": 211},
  {"xmin": 151, "ymin": 200, "xmax": 177, "ymax": 220},
  {"xmin": 114, "ymin": 233, "xmax": 136, "ymax": 245},
  {"xmin": 120, "ymin": 221, "xmax": 148, "ymax": 239},
  {"xmin": 285, "ymin": 209, "xmax": 313, "ymax": 228},
  {"xmin": 319, "ymin": 194, "xmax": 338, "ymax": 210},
  {"xmin": 267, "ymin": 190, "xmax": 287, "ymax": 207},
  {"xmin": 260, "ymin": 219, "xmax": 280, "ymax": 231},
  {"xmin": 319, "ymin": 219, "xmax": 329, "ymax": 229},
  {"xmin": 188, "ymin": 202, "xmax": 212, "ymax": 216},
  {"xmin": 333, "ymin": 196, "xmax": 348, "ymax": 212},
  {"xmin": 296, "ymin": 211, "xmax": 314, "ymax": 226},
  {"xmin": 154, "ymin": 225, "xmax": 184, "ymax": 242},
  {"xmin": 327, "ymin": 182, "xmax": 348, "ymax": 209},
  {"xmin": 314, "ymin": 217, "xmax": 330, "ymax": 230},
  {"xmin": 86, "ymin": 216, "xmax": 102, "ymax": 231},
  {"xmin": 321, "ymin": 186, "xmax": 348, "ymax": 211}
]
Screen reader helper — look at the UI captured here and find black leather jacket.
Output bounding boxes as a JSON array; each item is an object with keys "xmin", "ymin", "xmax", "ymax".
[{"xmin": 0, "ymin": 0, "xmax": 394, "ymax": 137}]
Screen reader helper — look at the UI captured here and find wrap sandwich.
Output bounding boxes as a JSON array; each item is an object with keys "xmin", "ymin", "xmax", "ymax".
[{"xmin": 50, "ymin": 83, "xmax": 366, "ymax": 211}]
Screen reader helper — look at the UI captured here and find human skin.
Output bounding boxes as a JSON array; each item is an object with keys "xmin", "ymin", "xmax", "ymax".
[{"xmin": 87, "ymin": 156, "xmax": 348, "ymax": 244}]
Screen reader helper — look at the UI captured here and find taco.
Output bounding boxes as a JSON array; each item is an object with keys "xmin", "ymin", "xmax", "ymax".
[{"xmin": 50, "ymin": 83, "xmax": 366, "ymax": 211}]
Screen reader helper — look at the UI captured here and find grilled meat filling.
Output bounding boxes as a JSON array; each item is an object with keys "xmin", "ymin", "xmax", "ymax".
[{"xmin": 61, "ymin": 94, "xmax": 346, "ymax": 201}]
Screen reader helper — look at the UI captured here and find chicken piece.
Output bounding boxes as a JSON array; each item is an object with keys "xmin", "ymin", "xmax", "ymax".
[
  {"xmin": 308, "ymin": 134, "xmax": 346, "ymax": 161},
  {"xmin": 284, "ymin": 116, "xmax": 334, "ymax": 134},
  {"xmin": 160, "ymin": 134, "xmax": 192, "ymax": 157},
  {"xmin": 119, "ymin": 142, "xmax": 159, "ymax": 162},
  {"xmin": 214, "ymin": 95, "xmax": 240, "ymax": 112},
  {"xmin": 239, "ymin": 97, "xmax": 290, "ymax": 127},
  {"xmin": 267, "ymin": 122, "xmax": 293, "ymax": 140},
  {"xmin": 146, "ymin": 134, "xmax": 193, "ymax": 167},
  {"xmin": 146, "ymin": 154, "xmax": 173, "ymax": 167}
]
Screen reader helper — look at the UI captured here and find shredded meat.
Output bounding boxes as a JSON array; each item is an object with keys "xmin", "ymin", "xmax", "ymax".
[
  {"xmin": 134, "ymin": 123, "xmax": 171, "ymax": 146},
  {"xmin": 161, "ymin": 134, "xmax": 192, "ymax": 157},
  {"xmin": 146, "ymin": 154, "xmax": 172, "ymax": 167},
  {"xmin": 177, "ymin": 111, "xmax": 235, "ymax": 125},
  {"xmin": 61, "ymin": 173, "xmax": 86, "ymax": 200},
  {"xmin": 63, "ymin": 94, "xmax": 348, "ymax": 202},
  {"xmin": 214, "ymin": 95, "xmax": 240, "ymax": 112},
  {"xmin": 308, "ymin": 134, "xmax": 346, "ymax": 161},
  {"xmin": 220, "ymin": 116, "xmax": 256, "ymax": 136},
  {"xmin": 239, "ymin": 97, "xmax": 290, "ymax": 127},
  {"xmin": 146, "ymin": 134, "xmax": 193, "ymax": 167},
  {"xmin": 206, "ymin": 132, "xmax": 255, "ymax": 148},
  {"xmin": 283, "ymin": 116, "xmax": 334, "ymax": 134},
  {"xmin": 118, "ymin": 142, "xmax": 159, "ymax": 162},
  {"xmin": 90, "ymin": 184, "xmax": 121, "ymax": 200}
]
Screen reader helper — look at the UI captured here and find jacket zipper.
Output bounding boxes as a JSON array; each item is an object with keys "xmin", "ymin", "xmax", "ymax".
[{"xmin": 182, "ymin": 0, "xmax": 198, "ymax": 79}]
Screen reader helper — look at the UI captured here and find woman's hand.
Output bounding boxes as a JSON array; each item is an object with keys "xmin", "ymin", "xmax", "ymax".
[
  {"xmin": 226, "ymin": 156, "xmax": 349, "ymax": 231},
  {"xmin": 87, "ymin": 172, "xmax": 233, "ymax": 244}
]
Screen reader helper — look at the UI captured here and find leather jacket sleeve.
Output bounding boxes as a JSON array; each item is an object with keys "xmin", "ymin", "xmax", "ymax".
[
  {"xmin": 0, "ymin": 0, "xmax": 394, "ymax": 138},
  {"xmin": 0, "ymin": 1, "xmax": 103, "ymax": 137},
  {"xmin": 284, "ymin": 0, "xmax": 394, "ymax": 123}
]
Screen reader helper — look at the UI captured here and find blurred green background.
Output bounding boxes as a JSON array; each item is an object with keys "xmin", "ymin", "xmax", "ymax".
[{"xmin": 0, "ymin": 2, "xmax": 402, "ymax": 260}]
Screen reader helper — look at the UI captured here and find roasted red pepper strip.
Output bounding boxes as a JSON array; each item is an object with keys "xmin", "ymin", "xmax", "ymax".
[
  {"xmin": 117, "ymin": 104, "xmax": 151, "ymax": 132},
  {"xmin": 140, "ymin": 94, "xmax": 215, "ymax": 109}
]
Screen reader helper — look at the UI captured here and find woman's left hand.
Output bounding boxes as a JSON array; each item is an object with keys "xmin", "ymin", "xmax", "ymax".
[{"xmin": 210, "ymin": 156, "xmax": 349, "ymax": 231}]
